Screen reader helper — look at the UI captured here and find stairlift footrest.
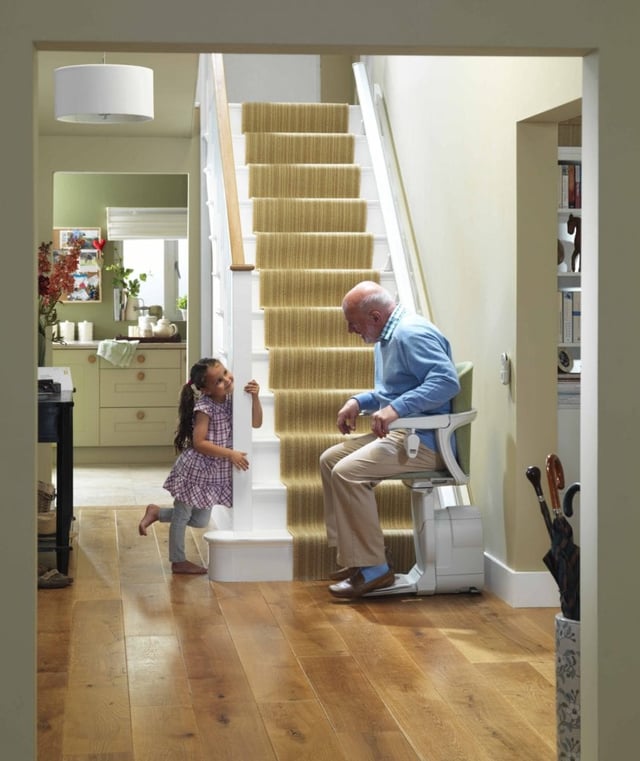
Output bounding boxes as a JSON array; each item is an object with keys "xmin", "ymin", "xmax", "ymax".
[{"xmin": 364, "ymin": 505, "xmax": 484, "ymax": 597}]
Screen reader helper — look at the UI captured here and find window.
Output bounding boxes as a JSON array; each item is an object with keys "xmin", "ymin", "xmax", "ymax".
[{"xmin": 122, "ymin": 238, "xmax": 188, "ymax": 320}]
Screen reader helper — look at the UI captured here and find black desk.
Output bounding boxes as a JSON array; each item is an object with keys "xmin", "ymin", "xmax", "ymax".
[{"xmin": 38, "ymin": 389, "xmax": 74, "ymax": 574}]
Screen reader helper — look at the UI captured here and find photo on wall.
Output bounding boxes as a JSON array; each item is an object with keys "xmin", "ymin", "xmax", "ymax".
[{"xmin": 53, "ymin": 227, "xmax": 102, "ymax": 302}]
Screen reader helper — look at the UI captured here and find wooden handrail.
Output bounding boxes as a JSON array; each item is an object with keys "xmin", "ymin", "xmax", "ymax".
[{"xmin": 211, "ymin": 54, "xmax": 252, "ymax": 271}]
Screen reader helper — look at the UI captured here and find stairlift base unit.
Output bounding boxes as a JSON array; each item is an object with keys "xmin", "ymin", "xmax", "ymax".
[{"xmin": 365, "ymin": 505, "xmax": 484, "ymax": 597}]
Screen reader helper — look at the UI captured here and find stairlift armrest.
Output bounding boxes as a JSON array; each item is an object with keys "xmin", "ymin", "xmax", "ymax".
[
  {"xmin": 388, "ymin": 414, "xmax": 453, "ymax": 431},
  {"xmin": 390, "ymin": 409, "xmax": 477, "ymax": 484}
]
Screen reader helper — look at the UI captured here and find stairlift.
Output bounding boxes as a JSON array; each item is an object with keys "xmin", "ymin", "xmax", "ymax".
[{"xmin": 364, "ymin": 362, "xmax": 485, "ymax": 597}]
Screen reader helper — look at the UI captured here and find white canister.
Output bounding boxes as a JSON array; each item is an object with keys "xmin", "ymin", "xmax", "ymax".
[
  {"xmin": 59, "ymin": 320, "xmax": 75, "ymax": 342},
  {"xmin": 138, "ymin": 316, "xmax": 153, "ymax": 337},
  {"xmin": 77, "ymin": 320, "xmax": 93, "ymax": 342}
]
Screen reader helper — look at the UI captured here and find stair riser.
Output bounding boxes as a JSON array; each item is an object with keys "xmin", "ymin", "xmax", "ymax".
[
  {"xmin": 250, "ymin": 485, "xmax": 288, "ymax": 530},
  {"xmin": 232, "ymin": 134, "xmax": 372, "ymax": 168},
  {"xmin": 242, "ymin": 234, "xmax": 390, "ymax": 270},
  {"xmin": 239, "ymin": 200, "xmax": 386, "ymax": 237},
  {"xmin": 229, "ymin": 103, "xmax": 365, "ymax": 135},
  {"xmin": 235, "ymin": 166, "xmax": 378, "ymax": 201}
]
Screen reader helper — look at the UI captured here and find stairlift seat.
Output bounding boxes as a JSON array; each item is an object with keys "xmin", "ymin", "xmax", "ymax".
[{"xmin": 364, "ymin": 361, "xmax": 485, "ymax": 597}]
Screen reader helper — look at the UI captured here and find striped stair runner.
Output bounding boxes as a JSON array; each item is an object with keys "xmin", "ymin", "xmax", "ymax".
[{"xmin": 243, "ymin": 101, "xmax": 413, "ymax": 580}]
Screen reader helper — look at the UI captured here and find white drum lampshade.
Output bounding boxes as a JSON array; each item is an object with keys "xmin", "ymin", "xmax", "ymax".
[{"xmin": 54, "ymin": 64, "xmax": 154, "ymax": 123}]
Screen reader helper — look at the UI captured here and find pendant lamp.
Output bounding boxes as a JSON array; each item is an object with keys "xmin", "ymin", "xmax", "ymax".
[{"xmin": 54, "ymin": 63, "xmax": 154, "ymax": 123}]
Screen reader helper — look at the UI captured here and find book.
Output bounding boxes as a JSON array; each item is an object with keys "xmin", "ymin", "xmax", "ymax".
[
  {"xmin": 572, "ymin": 291, "xmax": 581, "ymax": 342},
  {"xmin": 568, "ymin": 164, "xmax": 576, "ymax": 208},
  {"xmin": 562, "ymin": 292, "xmax": 573, "ymax": 343},
  {"xmin": 559, "ymin": 163, "xmax": 569, "ymax": 208}
]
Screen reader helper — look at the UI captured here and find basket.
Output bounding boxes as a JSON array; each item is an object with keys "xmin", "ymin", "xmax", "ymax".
[{"xmin": 38, "ymin": 481, "xmax": 56, "ymax": 513}]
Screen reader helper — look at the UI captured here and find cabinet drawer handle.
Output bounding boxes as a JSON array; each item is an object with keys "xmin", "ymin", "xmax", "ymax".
[
  {"xmin": 137, "ymin": 371, "xmax": 145, "ymax": 381},
  {"xmin": 136, "ymin": 410, "xmax": 145, "ymax": 420},
  {"xmin": 88, "ymin": 354, "xmax": 97, "ymax": 364},
  {"xmin": 136, "ymin": 354, "xmax": 146, "ymax": 364}
]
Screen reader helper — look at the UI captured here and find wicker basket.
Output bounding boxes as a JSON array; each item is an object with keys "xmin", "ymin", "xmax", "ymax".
[{"xmin": 38, "ymin": 481, "xmax": 56, "ymax": 513}]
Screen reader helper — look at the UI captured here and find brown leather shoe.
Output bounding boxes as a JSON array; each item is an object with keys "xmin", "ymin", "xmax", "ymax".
[
  {"xmin": 328, "ymin": 565, "xmax": 357, "ymax": 581},
  {"xmin": 329, "ymin": 568, "xmax": 396, "ymax": 599},
  {"xmin": 329, "ymin": 547, "xmax": 393, "ymax": 582}
]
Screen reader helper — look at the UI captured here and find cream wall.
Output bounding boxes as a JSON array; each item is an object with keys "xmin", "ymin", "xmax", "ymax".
[
  {"xmin": 369, "ymin": 56, "xmax": 582, "ymax": 569},
  {"xmin": 3, "ymin": 2, "xmax": 640, "ymax": 759}
]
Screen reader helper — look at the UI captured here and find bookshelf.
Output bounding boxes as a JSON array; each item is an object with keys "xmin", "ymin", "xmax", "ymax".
[{"xmin": 557, "ymin": 146, "xmax": 581, "ymax": 379}]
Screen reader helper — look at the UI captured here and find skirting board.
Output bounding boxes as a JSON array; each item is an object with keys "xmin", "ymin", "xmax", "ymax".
[{"xmin": 484, "ymin": 552, "xmax": 561, "ymax": 608}]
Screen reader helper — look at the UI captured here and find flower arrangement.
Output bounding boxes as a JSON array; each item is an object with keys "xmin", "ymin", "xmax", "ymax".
[
  {"xmin": 37, "ymin": 237, "xmax": 83, "ymax": 334},
  {"xmin": 176, "ymin": 294, "xmax": 187, "ymax": 310}
]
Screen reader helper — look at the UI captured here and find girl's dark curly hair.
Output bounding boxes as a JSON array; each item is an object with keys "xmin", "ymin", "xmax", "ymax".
[{"xmin": 173, "ymin": 357, "xmax": 221, "ymax": 452}]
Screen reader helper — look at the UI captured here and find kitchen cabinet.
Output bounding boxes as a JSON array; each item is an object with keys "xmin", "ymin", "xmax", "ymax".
[
  {"xmin": 99, "ymin": 348, "xmax": 184, "ymax": 446},
  {"xmin": 52, "ymin": 348, "xmax": 99, "ymax": 446},
  {"xmin": 54, "ymin": 343, "xmax": 186, "ymax": 448}
]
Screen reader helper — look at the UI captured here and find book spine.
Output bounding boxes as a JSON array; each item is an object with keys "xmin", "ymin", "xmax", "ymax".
[
  {"xmin": 558, "ymin": 291, "xmax": 564, "ymax": 342},
  {"xmin": 560, "ymin": 164, "xmax": 569, "ymax": 208},
  {"xmin": 572, "ymin": 291, "xmax": 581, "ymax": 343},
  {"xmin": 563, "ymin": 292, "xmax": 573, "ymax": 343},
  {"xmin": 575, "ymin": 163, "xmax": 582, "ymax": 209},
  {"xmin": 568, "ymin": 164, "xmax": 576, "ymax": 208}
]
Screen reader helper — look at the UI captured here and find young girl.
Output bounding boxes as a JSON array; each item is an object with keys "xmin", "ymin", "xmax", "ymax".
[{"xmin": 138, "ymin": 357, "xmax": 263, "ymax": 574}]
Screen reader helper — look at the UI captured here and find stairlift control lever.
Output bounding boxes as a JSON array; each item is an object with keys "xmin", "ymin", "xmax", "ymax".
[{"xmin": 405, "ymin": 432, "xmax": 420, "ymax": 458}]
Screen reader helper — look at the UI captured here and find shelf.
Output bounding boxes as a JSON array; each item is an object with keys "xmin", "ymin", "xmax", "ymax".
[
  {"xmin": 557, "ymin": 272, "xmax": 581, "ymax": 291},
  {"xmin": 558, "ymin": 207, "xmax": 581, "ymax": 216}
]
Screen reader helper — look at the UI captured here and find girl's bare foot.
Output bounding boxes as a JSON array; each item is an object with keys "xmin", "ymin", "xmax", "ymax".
[
  {"xmin": 138, "ymin": 504, "xmax": 160, "ymax": 536},
  {"xmin": 171, "ymin": 560, "xmax": 208, "ymax": 575}
]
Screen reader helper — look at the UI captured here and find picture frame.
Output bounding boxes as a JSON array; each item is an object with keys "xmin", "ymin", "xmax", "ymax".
[{"xmin": 53, "ymin": 227, "xmax": 102, "ymax": 303}]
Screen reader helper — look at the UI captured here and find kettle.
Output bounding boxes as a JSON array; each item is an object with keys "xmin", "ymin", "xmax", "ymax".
[{"xmin": 152, "ymin": 318, "xmax": 178, "ymax": 338}]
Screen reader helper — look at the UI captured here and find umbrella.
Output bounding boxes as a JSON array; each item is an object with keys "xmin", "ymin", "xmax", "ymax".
[
  {"xmin": 545, "ymin": 454, "xmax": 580, "ymax": 621},
  {"xmin": 525, "ymin": 455, "xmax": 580, "ymax": 621},
  {"xmin": 525, "ymin": 465, "xmax": 560, "ymax": 582}
]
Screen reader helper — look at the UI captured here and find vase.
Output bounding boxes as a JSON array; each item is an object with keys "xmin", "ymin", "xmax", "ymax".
[
  {"xmin": 555, "ymin": 614, "xmax": 580, "ymax": 760},
  {"xmin": 124, "ymin": 295, "xmax": 142, "ymax": 321},
  {"xmin": 113, "ymin": 288, "xmax": 126, "ymax": 321},
  {"xmin": 180, "ymin": 308, "xmax": 188, "ymax": 321},
  {"xmin": 38, "ymin": 325, "xmax": 53, "ymax": 367}
]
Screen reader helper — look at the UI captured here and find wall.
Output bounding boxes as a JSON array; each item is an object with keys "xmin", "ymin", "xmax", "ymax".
[
  {"xmin": 52, "ymin": 172, "xmax": 188, "ymax": 338},
  {"xmin": 4, "ymin": 2, "xmax": 640, "ymax": 759},
  {"xmin": 368, "ymin": 56, "xmax": 582, "ymax": 570},
  {"xmin": 38, "ymin": 135, "xmax": 200, "ymax": 366}
]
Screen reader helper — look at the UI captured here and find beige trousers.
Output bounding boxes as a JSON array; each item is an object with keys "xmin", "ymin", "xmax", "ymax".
[{"xmin": 319, "ymin": 430, "xmax": 444, "ymax": 568}]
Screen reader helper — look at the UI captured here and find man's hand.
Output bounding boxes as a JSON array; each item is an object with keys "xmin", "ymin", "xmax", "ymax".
[
  {"xmin": 370, "ymin": 405, "xmax": 399, "ymax": 438},
  {"xmin": 336, "ymin": 398, "xmax": 360, "ymax": 434}
]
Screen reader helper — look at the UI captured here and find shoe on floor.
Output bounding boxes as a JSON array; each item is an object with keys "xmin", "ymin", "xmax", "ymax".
[
  {"xmin": 38, "ymin": 568, "xmax": 73, "ymax": 589},
  {"xmin": 329, "ymin": 568, "xmax": 395, "ymax": 599},
  {"xmin": 329, "ymin": 546, "xmax": 394, "ymax": 582}
]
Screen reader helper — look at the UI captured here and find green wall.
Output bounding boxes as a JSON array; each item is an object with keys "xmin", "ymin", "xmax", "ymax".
[
  {"xmin": 51, "ymin": 173, "xmax": 188, "ymax": 336},
  {"xmin": 53, "ymin": 172, "xmax": 187, "ymax": 228}
]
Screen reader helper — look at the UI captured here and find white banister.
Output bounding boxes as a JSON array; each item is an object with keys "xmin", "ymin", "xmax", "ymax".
[
  {"xmin": 352, "ymin": 62, "xmax": 431, "ymax": 318},
  {"xmin": 198, "ymin": 53, "xmax": 255, "ymax": 530}
]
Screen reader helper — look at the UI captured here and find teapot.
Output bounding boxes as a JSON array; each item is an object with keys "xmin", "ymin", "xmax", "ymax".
[{"xmin": 152, "ymin": 318, "xmax": 178, "ymax": 338}]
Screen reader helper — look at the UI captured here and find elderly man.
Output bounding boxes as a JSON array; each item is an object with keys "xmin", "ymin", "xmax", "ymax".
[{"xmin": 320, "ymin": 281, "xmax": 460, "ymax": 599}]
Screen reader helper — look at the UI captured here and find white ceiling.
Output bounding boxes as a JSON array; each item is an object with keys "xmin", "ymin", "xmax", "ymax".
[{"xmin": 38, "ymin": 52, "xmax": 200, "ymax": 138}]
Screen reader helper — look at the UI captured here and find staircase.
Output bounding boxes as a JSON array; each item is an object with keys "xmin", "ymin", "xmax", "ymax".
[{"xmin": 205, "ymin": 99, "xmax": 415, "ymax": 581}]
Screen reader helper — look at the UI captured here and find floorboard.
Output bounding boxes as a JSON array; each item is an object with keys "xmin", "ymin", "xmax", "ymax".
[{"xmin": 37, "ymin": 497, "xmax": 560, "ymax": 761}]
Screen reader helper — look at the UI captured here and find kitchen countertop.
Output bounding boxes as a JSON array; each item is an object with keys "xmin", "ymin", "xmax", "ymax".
[{"xmin": 52, "ymin": 340, "xmax": 186, "ymax": 349}]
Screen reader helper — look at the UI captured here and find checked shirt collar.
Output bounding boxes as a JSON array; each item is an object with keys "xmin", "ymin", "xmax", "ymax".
[{"xmin": 379, "ymin": 304, "xmax": 406, "ymax": 344}]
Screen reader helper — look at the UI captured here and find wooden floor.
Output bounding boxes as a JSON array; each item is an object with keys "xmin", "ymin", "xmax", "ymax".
[{"xmin": 38, "ymin": 506, "xmax": 559, "ymax": 761}]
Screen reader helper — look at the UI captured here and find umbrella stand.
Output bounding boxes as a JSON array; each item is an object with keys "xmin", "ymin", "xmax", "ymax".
[
  {"xmin": 526, "ymin": 456, "xmax": 582, "ymax": 760},
  {"xmin": 545, "ymin": 453, "xmax": 580, "ymax": 623}
]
